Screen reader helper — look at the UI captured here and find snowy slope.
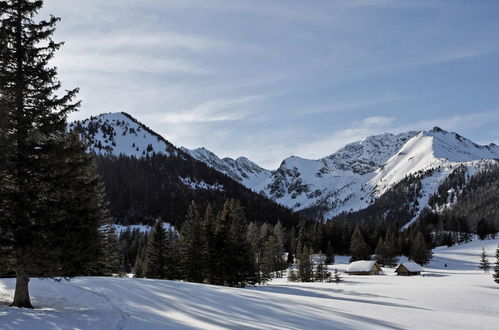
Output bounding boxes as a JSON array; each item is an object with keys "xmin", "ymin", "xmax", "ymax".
[
  {"xmin": 71, "ymin": 112, "xmax": 499, "ymax": 222},
  {"xmin": 68, "ymin": 112, "xmax": 177, "ymax": 158},
  {"xmin": 181, "ymin": 147, "xmax": 271, "ymax": 190},
  {"xmin": 2, "ymin": 237, "xmax": 499, "ymax": 329}
]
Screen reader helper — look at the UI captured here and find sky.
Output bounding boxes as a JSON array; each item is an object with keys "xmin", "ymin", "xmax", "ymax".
[{"xmin": 41, "ymin": 0, "xmax": 499, "ymax": 169}]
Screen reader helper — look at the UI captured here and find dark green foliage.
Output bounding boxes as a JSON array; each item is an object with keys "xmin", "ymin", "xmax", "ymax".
[
  {"xmin": 332, "ymin": 269, "xmax": 343, "ymax": 285},
  {"xmin": 94, "ymin": 154, "xmax": 302, "ymax": 229},
  {"xmin": 349, "ymin": 225, "xmax": 371, "ymax": 262},
  {"xmin": 494, "ymin": 246, "xmax": 499, "ymax": 284},
  {"xmin": 314, "ymin": 259, "xmax": 330, "ymax": 282},
  {"xmin": 144, "ymin": 219, "xmax": 168, "ymax": 279},
  {"xmin": 479, "ymin": 247, "xmax": 490, "ymax": 274},
  {"xmin": 262, "ymin": 235, "xmax": 286, "ymax": 279},
  {"xmin": 410, "ymin": 231, "xmax": 432, "ymax": 266},
  {"xmin": 101, "ymin": 226, "xmax": 124, "ymax": 276},
  {"xmin": 287, "ymin": 269, "xmax": 298, "ymax": 282},
  {"xmin": 297, "ymin": 246, "xmax": 313, "ymax": 282},
  {"xmin": 178, "ymin": 201, "xmax": 204, "ymax": 283},
  {"xmin": 0, "ymin": 0, "xmax": 107, "ymax": 308},
  {"xmin": 325, "ymin": 241, "xmax": 335, "ymax": 265}
]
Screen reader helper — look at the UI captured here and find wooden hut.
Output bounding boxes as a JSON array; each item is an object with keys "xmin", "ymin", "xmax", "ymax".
[
  {"xmin": 395, "ymin": 262, "xmax": 423, "ymax": 276},
  {"xmin": 346, "ymin": 261, "xmax": 382, "ymax": 275}
]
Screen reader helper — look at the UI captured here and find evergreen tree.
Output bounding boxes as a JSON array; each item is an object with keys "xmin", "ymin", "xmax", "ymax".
[
  {"xmin": 314, "ymin": 258, "xmax": 330, "ymax": 282},
  {"xmin": 0, "ymin": 0, "xmax": 107, "ymax": 308},
  {"xmin": 410, "ymin": 231, "xmax": 432, "ymax": 266},
  {"xmin": 375, "ymin": 237, "xmax": 387, "ymax": 266},
  {"xmin": 262, "ymin": 234, "xmax": 286, "ymax": 279},
  {"xmin": 332, "ymin": 269, "xmax": 343, "ymax": 285},
  {"xmin": 325, "ymin": 241, "xmax": 335, "ymax": 265},
  {"xmin": 178, "ymin": 201, "xmax": 204, "ymax": 283},
  {"xmin": 479, "ymin": 247, "xmax": 490, "ymax": 274},
  {"xmin": 383, "ymin": 231, "xmax": 399, "ymax": 267},
  {"xmin": 101, "ymin": 226, "xmax": 124, "ymax": 276},
  {"xmin": 297, "ymin": 246, "xmax": 313, "ymax": 282},
  {"xmin": 493, "ymin": 246, "xmax": 499, "ymax": 284},
  {"xmin": 287, "ymin": 268, "xmax": 298, "ymax": 282},
  {"xmin": 349, "ymin": 225, "xmax": 371, "ymax": 262},
  {"xmin": 144, "ymin": 219, "xmax": 167, "ymax": 279}
]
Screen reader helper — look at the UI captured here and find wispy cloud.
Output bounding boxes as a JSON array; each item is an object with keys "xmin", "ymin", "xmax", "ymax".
[{"xmin": 144, "ymin": 95, "xmax": 265, "ymax": 124}]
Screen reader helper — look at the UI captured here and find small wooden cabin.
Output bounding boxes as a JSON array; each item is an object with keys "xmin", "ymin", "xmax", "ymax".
[
  {"xmin": 346, "ymin": 261, "xmax": 382, "ymax": 275},
  {"xmin": 395, "ymin": 262, "xmax": 423, "ymax": 276}
]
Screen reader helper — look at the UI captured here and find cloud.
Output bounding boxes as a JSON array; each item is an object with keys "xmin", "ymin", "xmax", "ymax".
[
  {"xmin": 359, "ymin": 116, "xmax": 395, "ymax": 128},
  {"xmin": 144, "ymin": 95, "xmax": 265, "ymax": 124}
]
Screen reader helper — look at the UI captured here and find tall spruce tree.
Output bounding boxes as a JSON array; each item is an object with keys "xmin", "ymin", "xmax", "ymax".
[
  {"xmin": 178, "ymin": 201, "xmax": 204, "ymax": 283},
  {"xmin": 298, "ymin": 246, "xmax": 313, "ymax": 282},
  {"xmin": 0, "ymin": 0, "xmax": 107, "ymax": 308},
  {"xmin": 479, "ymin": 247, "xmax": 490, "ymax": 274},
  {"xmin": 349, "ymin": 225, "xmax": 371, "ymax": 262},
  {"xmin": 144, "ymin": 219, "xmax": 167, "ymax": 279},
  {"xmin": 410, "ymin": 231, "xmax": 432, "ymax": 266}
]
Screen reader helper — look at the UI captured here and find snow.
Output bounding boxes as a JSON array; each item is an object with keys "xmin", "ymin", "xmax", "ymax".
[
  {"xmin": 2, "ymin": 238, "xmax": 498, "ymax": 329},
  {"xmin": 179, "ymin": 177, "xmax": 224, "ymax": 191},
  {"xmin": 69, "ymin": 112, "xmax": 174, "ymax": 158},
  {"xmin": 181, "ymin": 147, "xmax": 271, "ymax": 192},
  {"xmin": 398, "ymin": 262, "xmax": 423, "ymax": 272},
  {"xmin": 73, "ymin": 113, "xmax": 499, "ymax": 222},
  {"xmin": 106, "ymin": 222, "xmax": 174, "ymax": 234},
  {"xmin": 346, "ymin": 260, "xmax": 378, "ymax": 272}
]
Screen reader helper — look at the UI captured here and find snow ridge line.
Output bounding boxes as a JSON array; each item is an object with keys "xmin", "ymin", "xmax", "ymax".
[{"xmin": 57, "ymin": 280, "xmax": 130, "ymax": 330}]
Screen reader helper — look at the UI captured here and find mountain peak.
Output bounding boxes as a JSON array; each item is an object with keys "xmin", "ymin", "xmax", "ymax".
[{"xmin": 69, "ymin": 112, "xmax": 176, "ymax": 157}]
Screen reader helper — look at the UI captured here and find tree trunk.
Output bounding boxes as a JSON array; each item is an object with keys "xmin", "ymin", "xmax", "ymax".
[{"xmin": 10, "ymin": 269, "xmax": 33, "ymax": 308}]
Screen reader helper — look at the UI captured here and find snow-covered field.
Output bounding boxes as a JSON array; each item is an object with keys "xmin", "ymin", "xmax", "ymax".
[{"xmin": 1, "ymin": 238, "xmax": 498, "ymax": 329}]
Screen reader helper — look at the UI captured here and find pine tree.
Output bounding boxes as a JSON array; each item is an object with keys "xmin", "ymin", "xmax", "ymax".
[
  {"xmin": 287, "ymin": 268, "xmax": 298, "ymax": 282},
  {"xmin": 144, "ymin": 219, "xmax": 167, "ymax": 279},
  {"xmin": 383, "ymin": 231, "xmax": 399, "ymax": 267},
  {"xmin": 0, "ymin": 0, "xmax": 108, "ymax": 308},
  {"xmin": 410, "ymin": 231, "xmax": 433, "ymax": 266},
  {"xmin": 178, "ymin": 201, "xmax": 204, "ymax": 283},
  {"xmin": 493, "ymin": 246, "xmax": 499, "ymax": 284},
  {"xmin": 349, "ymin": 225, "xmax": 371, "ymax": 262},
  {"xmin": 101, "ymin": 226, "xmax": 124, "ymax": 276},
  {"xmin": 375, "ymin": 237, "xmax": 387, "ymax": 266},
  {"xmin": 314, "ymin": 258, "xmax": 330, "ymax": 282},
  {"xmin": 262, "ymin": 234, "xmax": 286, "ymax": 279},
  {"xmin": 298, "ymin": 246, "xmax": 313, "ymax": 282},
  {"xmin": 479, "ymin": 247, "xmax": 490, "ymax": 274},
  {"xmin": 325, "ymin": 241, "xmax": 335, "ymax": 265},
  {"xmin": 332, "ymin": 269, "xmax": 343, "ymax": 285}
]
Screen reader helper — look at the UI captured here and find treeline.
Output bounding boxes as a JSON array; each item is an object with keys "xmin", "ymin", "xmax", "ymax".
[
  {"xmin": 119, "ymin": 200, "xmax": 289, "ymax": 286},
  {"xmin": 95, "ymin": 154, "xmax": 301, "ymax": 229},
  {"xmin": 428, "ymin": 162, "xmax": 499, "ymax": 232},
  {"xmin": 113, "ymin": 200, "xmax": 436, "ymax": 286}
]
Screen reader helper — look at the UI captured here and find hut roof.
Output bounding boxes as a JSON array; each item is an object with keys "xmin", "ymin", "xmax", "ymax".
[
  {"xmin": 346, "ymin": 260, "xmax": 378, "ymax": 272},
  {"xmin": 397, "ymin": 262, "xmax": 423, "ymax": 272}
]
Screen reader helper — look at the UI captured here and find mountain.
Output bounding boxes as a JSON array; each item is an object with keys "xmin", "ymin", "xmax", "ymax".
[
  {"xmin": 69, "ymin": 112, "xmax": 301, "ymax": 228},
  {"xmin": 72, "ymin": 112, "xmax": 499, "ymax": 228},
  {"xmin": 181, "ymin": 147, "xmax": 271, "ymax": 191},
  {"xmin": 68, "ymin": 112, "xmax": 177, "ymax": 158},
  {"xmin": 186, "ymin": 127, "xmax": 499, "ymax": 226}
]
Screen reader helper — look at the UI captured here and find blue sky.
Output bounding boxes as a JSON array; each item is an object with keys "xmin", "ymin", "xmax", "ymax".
[{"xmin": 42, "ymin": 0, "xmax": 499, "ymax": 168}]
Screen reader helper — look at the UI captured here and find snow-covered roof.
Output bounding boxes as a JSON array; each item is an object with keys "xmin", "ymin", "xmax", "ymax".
[
  {"xmin": 398, "ymin": 262, "xmax": 423, "ymax": 272},
  {"xmin": 346, "ymin": 260, "xmax": 378, "ymax": 272}
]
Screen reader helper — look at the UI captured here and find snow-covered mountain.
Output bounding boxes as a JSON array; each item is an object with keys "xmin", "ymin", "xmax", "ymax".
[
  {"xmin": 68, "ymin": 112, "xmax": 177, "ymax": 158},
  {"xmin": 71, "ymin": 112, "xmax": 499, "ymax": 224},
  {"xmin": 185, "ymin": 127, "xmax": 499, "ymax": 222},
  {"xmin": 181, "ymin": 147, "xmax": 271, "ymax": 190}
]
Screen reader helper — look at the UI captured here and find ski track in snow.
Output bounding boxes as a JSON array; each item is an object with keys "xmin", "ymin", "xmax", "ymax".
[
  {"xmin": 58, "ymin": 281, "xmax": 130, "ymax": 330},
  {"xmin": 1, "ymin": 238, "xmax": 499, "ymax": 329}
]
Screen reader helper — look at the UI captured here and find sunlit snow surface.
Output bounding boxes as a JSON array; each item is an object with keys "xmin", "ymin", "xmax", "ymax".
[{"xmin": 2, "ymin": 238, "xmax": 499, "ymax": 329}]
